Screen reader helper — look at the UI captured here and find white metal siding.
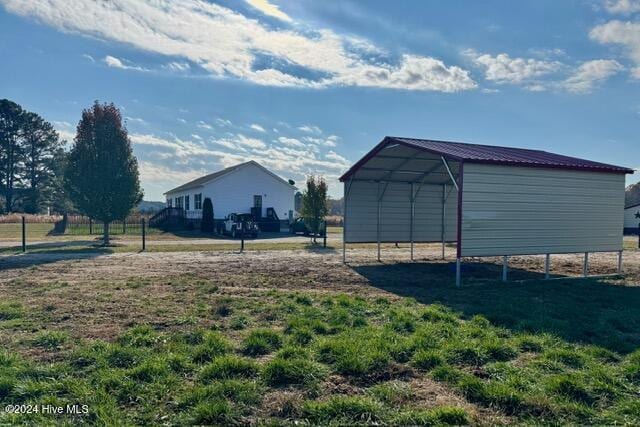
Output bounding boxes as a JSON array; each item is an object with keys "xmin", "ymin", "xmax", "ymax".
[
  {"xmin": 344, "ymin": 181, "xmax": 458, "ymax": 243},
  {"xmin": 167, "ymin": 164, "xmax": 295, "ymax": 220},
  {"xmin": 461, "ymin": 163, "xmax": 625, "ymax": 256}
]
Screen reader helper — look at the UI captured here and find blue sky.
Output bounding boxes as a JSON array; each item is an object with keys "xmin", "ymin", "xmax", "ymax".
[{"xmin": 1, "ymin": 0, "xmax": 638, "ymax": 200}]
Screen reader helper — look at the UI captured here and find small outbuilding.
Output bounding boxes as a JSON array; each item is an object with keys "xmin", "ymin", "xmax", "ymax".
[
  {"xmin": 624, "ymin": 203, "xmax": 640, "ymax": 235},
  {"xmin": 340, "ymin": 137, "xmax": 634, "ymax": 285}
]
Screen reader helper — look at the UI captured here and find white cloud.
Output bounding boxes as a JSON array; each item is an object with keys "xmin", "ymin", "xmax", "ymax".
[
  {"xmin": 235, "ymin": 134, "xmax": 266, "ymax": 149},
  {"xmin": 325, "ymin": 150, "xmax": 349, "ymax": 165},
  {"xmin": 1, "ymin": 0, "xmax": 476, "ymax": 92},
  {"xmin": 278, "ymin": 136, "xmax": 305, "ymax": 147},
  {"xmin": 82, "ymin": 53, "xmax": 95, "ymax": 62},
  {"xmin": 191, "ymin": 134, "xmax": 202, "ymax": 140},
  {"xmin": 298, "ymin": 125, "xmax": 322, "ymax": 134},
  {"xmin": 590, "ymin": 20, "xmax": 640, "ymax": 79},
  {"xmin": 464, "ymin": 49, "xmax": 562, "ymax": 84},
  {"xmin": 303, "ymin": 136, "xmax": 338, "ymax": 147},
  {"xmin": 216, "ymin": 118, "xmax": 233, "ymax": 127},
  {"xmin": 130, "ymin": 132, "xmax": 351, "ymax": 198},
  {"xmin": 562, "ymin": 59, "xmax": 624, "ymax": 93},
  {"xmin": 245, "ymin": 0, "xmax": 292, "ymax": 23},
  {"xmin": 250, "ymin": 123, "xmax": 266, "ymax": 133},
  {"xmin": 197, "ymin": 121, "xmax": 213, "ymax": 130},
  {"xmin": 603, "ymin": 0, "xmax": 640, "ymax": 14},
  {"xmin": 164, "ymin": 61, "xmax": 190, "ymax": 72},
  {"xmin": 125, "ymin": 116, "xmax": 147, "ymax": 124},
  {"xmin": 103, "ymin": 55, "xmax": 147, "ymax": 71}
]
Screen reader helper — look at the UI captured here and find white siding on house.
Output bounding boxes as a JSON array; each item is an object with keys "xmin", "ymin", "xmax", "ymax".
[
  {"xmin": 624, "ymin": 205, "xmax": 640, "ymax": 231},
  {"xmin": 166, "ymin": 163, "xmax": 295, "ymax": 220},
  {"xmin": 203, "ymin": 164, "xmax": 294, "ymax": 219},
  {"xmin": 461, "ymin": 163, "xmax": 625, "ymax": 256},
  {"xmin": 344, "ymin": 180, "xmax": 458, "ymax": 243}
]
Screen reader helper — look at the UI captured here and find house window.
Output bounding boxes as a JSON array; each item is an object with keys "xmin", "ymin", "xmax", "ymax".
[
  {"xmin": 175, "ymin": 196, "xmax": 183, "ymax": 209},
  {"xmin": 185, "ymin": 195, "xmax": 190, "ymax": 211},
  {"xmin": 167, "ymin": 198, "xmax": 172, "ymax": 208},
  {"xmin": 253, "ymin": 195, "xmax": 262, "ymax": 208},
  {"xmin": 194, "ymin": 193, "xmax": 202, "ymax": 210}
]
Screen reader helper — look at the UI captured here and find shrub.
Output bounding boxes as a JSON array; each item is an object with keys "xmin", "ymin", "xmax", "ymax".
[
  {"xmin": 199, "ymin": 356, "xmax": 259, "ymax": 380},
  {"xmin": 242, "ymin": 329, "xmax": 283, "ymax": 356},
  {"xmin": 262, "ymin": 357, "xmax": 325, "ymax": 387},
  {"xmin": 412, "ymin": 349, "xmax": 445, "ymax": 371},
  {"xmin": 201, "ymin": 197, "xmax": 214, "ymax": 232},
  {"xmin": 302, "ymin": 396, "xmax": 384, "ymax": 424}
]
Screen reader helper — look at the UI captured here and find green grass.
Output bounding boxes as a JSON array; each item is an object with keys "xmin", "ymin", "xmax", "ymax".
[{"xmin": 2, "ymin": 285, "xmax": 640, "ymax": 425}]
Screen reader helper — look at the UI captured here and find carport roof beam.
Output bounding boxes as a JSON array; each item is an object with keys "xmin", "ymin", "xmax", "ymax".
[{"xmin": 441, "ymin": 156, "xmax": 459, "ymax": 191}]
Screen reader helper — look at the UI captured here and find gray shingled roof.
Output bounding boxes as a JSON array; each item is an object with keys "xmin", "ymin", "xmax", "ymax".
[{"xmin": 164, "ymin": 161, "xmax": 295, "ymax": 195}]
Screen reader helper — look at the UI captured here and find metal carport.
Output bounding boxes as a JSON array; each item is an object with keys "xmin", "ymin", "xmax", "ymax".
[{"xmin": 340, "ymin": 137, "xmax": 634, "ymax": 286}]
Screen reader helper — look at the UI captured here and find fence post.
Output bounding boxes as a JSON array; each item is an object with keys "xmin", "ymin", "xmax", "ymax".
[
  {"xmin": 123, "ymin": 219, "xmax": 126, "ymax": 234},
  {"xmin": 141, "ymin": 218, "xmax": 146, "ymax": 251},
  {"xmin": 323, "ymin": 221, "xmax": 327, "ymax": 248},
  {"xmin": 22, "ymin": 215, "xmax": 26, "ymax": 253},
  {"xmin": 89, "ymin": 218, "xmax": 92, "ymax": 235}
]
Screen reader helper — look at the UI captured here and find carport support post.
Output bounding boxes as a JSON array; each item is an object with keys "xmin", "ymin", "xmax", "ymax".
[
  {"xmin": 583, "ymin": 252, "xmax": 589, "ymax": 277},
  {"xmin": 377, "ymin": 195, "xmax": 381, "ymax": 262},
  {"xmin": 410, "ymin": 182, "xmax": 414, "ymax": 261},
  {"xmin": 456, "ymin": 258, "xmax": 461, "ymax": 287},
  {"xmin": 21, "ymin": 215, "xmax": 26, "ymax": 253},
  {"xmin": 617, "ymin": 250, "xmax": 623, "ymax": 274},
  {"xmin": 502, "ymin": 256, "xmax": 508, "ymax": 282},
  {"xmin": 544, "ymin": 254, "xmax": 550, "ymax": 279},
  {"xmin": 441, "ymin": 184, "xmax": 446, "ymax": 260}
]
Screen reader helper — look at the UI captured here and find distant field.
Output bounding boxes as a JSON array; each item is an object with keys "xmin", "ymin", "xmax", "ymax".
[{"xmin": 1, "ymin": 248, "xmax": 639, "ymax": 425}]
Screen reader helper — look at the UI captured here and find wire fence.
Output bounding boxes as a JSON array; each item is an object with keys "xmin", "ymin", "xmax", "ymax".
[{"xmin": 65, "ymin": 215, "xmax": 152, "ymax": 235}]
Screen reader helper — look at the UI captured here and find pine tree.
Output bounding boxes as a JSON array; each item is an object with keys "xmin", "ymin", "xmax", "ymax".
[
  {"xmin": 301, "ymin": 176, "xmax": 328, "ymax": 243},
  {"xmin": 0, "ymin": 99, "xmax": 25, "ymax": 213},
  {"xmin": 65, "ymin": 102, "xmax": 143, "ymax": 245}
]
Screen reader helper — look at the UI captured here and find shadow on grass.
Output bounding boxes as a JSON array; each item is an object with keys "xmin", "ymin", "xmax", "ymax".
[
  {"xmin": 0, "ymin": 240, "xmax": 112, "ymax": 270},
  {"xmin": 352, "ymin": 260, "xmax": 640, "ymax": 354}
]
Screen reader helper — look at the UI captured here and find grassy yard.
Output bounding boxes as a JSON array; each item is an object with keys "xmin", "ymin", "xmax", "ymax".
[{"xmin": 1, "ymin": 250, "xmax": 640, "ymax": 425}]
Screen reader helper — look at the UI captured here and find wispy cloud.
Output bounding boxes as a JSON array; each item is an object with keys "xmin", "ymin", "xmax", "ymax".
[
  {"xmin": 250, "ymin": 123, "xmax": 266, "ymax": 133},
  {"xmin": 129, "ymin": 130, "xmax": 350, "ymax": 199},
  {"xmin": 562, "ymin": 59, "xmax": 624, "ymax": 93},
  {"xmin": 1, "ymin": 0, "xmax": 476, "ymax": 92},
  {"xmin": 245, "ymin": 0, "xmax": 292, "ymax": 23},
  {"xmin": 603, "ymin": 0, "xmax": 640, "ymax": 14},
  {"xmin": 298, "ymin": 125, "xmax": 322, "ymax": 134},
  {"xmin": 103, "ymin": 55, "xmax": 148, "ymax": 71},
  {"xmin": 464, "ymin": 49, "xmax": 562, "ymax": 85}
]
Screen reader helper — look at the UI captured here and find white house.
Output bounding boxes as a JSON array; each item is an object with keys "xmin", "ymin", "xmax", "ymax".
[
  {"xmin": 624, "ymin": 203, "xmax": 640, "ymax": 234},
  {"xmin": 164, "ymin": 161, "xmax": 296, "ymax": 221}
]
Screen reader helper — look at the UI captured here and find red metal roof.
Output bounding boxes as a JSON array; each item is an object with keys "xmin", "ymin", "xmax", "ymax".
[{"xmin": 340, "ymin": 136, "xmax": 634, "ymax": 181}]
